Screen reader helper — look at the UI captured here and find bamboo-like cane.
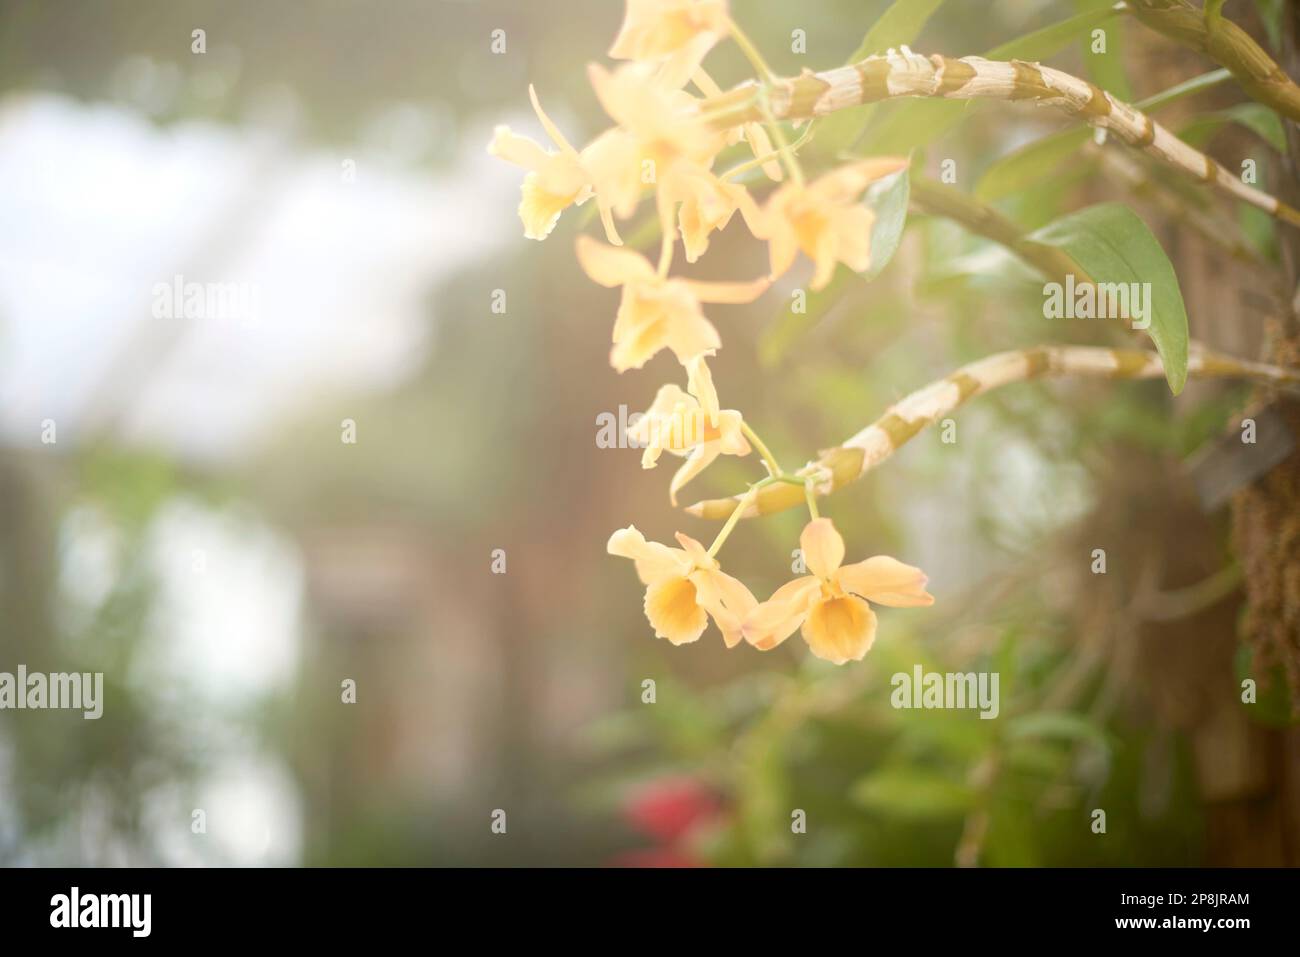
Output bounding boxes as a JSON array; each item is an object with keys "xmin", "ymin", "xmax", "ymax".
[
  {"xmin": 1127, "ymin": 0, "xmax": 1300, "ymax": 124},
  {"xmin": 701, "ymin": 46, "xmax": 1300, "ymax": 227},
  {"xmin": 685, "ymin": 345, "xmax": 1300, "ymax": 520}
]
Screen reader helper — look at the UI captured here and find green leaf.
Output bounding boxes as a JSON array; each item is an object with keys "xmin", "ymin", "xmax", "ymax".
[
  {"xmin": 814, "ymin": 0, "xmax": 948, "ymax": 157},
  {"xmin": 847, "ymin": 0, "xmax": 947, "ymax": 64},
  {"xmin": 1239, "ymin": 197, "xmax": 1276, "ymax": 260},
  {"xmin": 1234, "ymin": 643, "xmax": 1299, "ymax": 727},
  {"xmin": 862, "ymin": 165, "xmax": 911, "ymax": 281},
  {"xmin": 1255, "ymin": 0, "xmax": 1284, "ymax": 49},
  {"xmin": 758, "ymin": 272, "xmax": 851, "ymax": 368},
  {"xmin": 975, "ymin": 128, "xmax": 1091, "ymax": 203},
  {"xmin": 1227, "ymin": 103, "xmax": 1286, "ymax": 150},
  {"xmin": 1027, "ymin": 203, "xmax": 1190, "ymax": 394},
  {"xmin": 985, "ymin": 5, "xmax": 1119, "ymax": 61},
  {"xmin": 868, "ymin": 99, "xmax": 968, "ymax": 156},
  {"xmin": 1004, "ymin": 740, "xmax": 1073, "ymax": 776},
  {"xmin": 1137, "ymin": 67, "xmax": 1233, "ymax": 111},
  {"xmin": 1006, "ymin": 711, "xmax": 1109, "ymax": 749},
  {"xmin": 975, "ymin": 69, "xmax": 1232, "ymax": 202},
  {"xmin": 1179, "ymin": 102, "xmax": 1287, "ymax": 152},
  {"xmin": 851, "ymin": 767, "xmax": 975, "ymax": 819},
  {"xmin": 1002, "ymin": 161, "xmax": 1100, "ymax": 229}
]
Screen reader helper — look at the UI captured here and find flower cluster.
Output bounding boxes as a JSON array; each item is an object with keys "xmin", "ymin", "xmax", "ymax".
[{"xmin": 490, "ymin": 0, "xmax": 933, "ymax": 663}]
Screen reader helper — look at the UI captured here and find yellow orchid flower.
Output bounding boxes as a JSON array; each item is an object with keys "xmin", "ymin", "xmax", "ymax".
[
  {"xmin": 488, "ymin": 86, "xmax": 593, "ymax": 241},
  {"xmin": 578, "ymin": 127, "xmax": 644, "ymax": 241},
  {"xmin": 589, "ymin": 62, "xmax": 724, "ymax": 169},
  {"xmin": 627, "ymin": 354, "xmax": 751, "ymax": 504},
  {"xmin": 742, "ymin": 518, "xmax": 933, "ymax": 665},
  {"xmin": 683, "ymin": 349, "xmax": 719, "ymax": 425},
  {"xmin": 575, "ymin": 235, "xmax": 768, "ymax": 372},
  {"xmin": 583, "ymin": 62, "xmax": 730, "ymax": 240},
  {"xmin": 489, "ymin": 86, "xmax": 639, "ymax": 244},
  {"xmin": 608, "ymin": 525, "xmax": 757, "ymax": 647},
  {"xmin": 609, "ymin": 0, "xmax": 732, "ymax": 91},
  {"xmin": 672, "ymin": 164, "xmax": 762, "ymax": 264},
  {"xmin": 758, "ymin": 157, "xmax": 908, "ymax": 291}
]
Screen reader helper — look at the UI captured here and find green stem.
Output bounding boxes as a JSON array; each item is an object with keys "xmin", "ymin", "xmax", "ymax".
[
  {"xmin": 721, "ymin": 123, "xmax": 815, "ymax": 181},
  {"xmin": 655, "ymin": 192, "xmax": 675, "ymax": 277},
  {"xmin": 729, "ymin": 21, "xmax": 804, "ymax": 187},
  {"xmin": 757, "ymin": 94, "xmax": 805, "ymax": 188},
  {"xmin": 657, "ymin": 222, "xmax": 674, "ymax": 276},
  {"xmin": 729, "ymin": 22, "xmax": 775, "ymax": 82},
  {"xmin": 707, "ymin": 479, "xmax": 769, "ymax": 557},
  {"xmin": 741, "ymin": 420, "xmax": 782, "ymax": 476},
  {"xmin": 1204, "ymin": 0, "xmax": 1227, "ymax": 30},
  {"xmin": 804, "ymin": 478, "xmax": 820, "ymax": 520},
  {"xmin": 1127, "ymin": 0, "xmax": 1300, "ymax": 124}
]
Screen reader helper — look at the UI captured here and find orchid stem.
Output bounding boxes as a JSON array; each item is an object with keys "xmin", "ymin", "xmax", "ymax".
[
  {"xmin": 656, "ymin": 196, "xmax": 675, "ymax": 277},
  {"xmin": 706, "ymin": 422, "xmax": 792, "ymax": 556},
  {"xmin": 721, "ymin": 123, "xmax": 814, "ymax": 181},
  {"xmin": 729, "ymin": 21, "xmax": 805, "ymax": 188},
  {"xmin": 685, "ymin": 344, "xmax": 1300, "ymax": 522},
  {"xmin": 657, "ymin": 227, "xmax": 674, "ymax": 276},
  {"xmin": 741, "ymin": 420, "xmax": 782, "ymax": 477},
  {"xmin": 699, "ymin": 47, "xmax": 1300, "ymax": 226},
  {"xmin": 757, "ymin": 95, "xmax": 806, "ymax": 188},
  {"xmin": 707, "ymin": 480, "xmax": 767, "ymax": 557},
  {"xmin": 804, "ymin": 478, "xmax": 820, "ymax": 520},
  {"xmin": 729, "ymin": 21, "xmax": 775, "ymax": 82}
]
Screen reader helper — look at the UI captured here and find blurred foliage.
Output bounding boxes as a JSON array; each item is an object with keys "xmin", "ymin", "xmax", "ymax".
[
  {"xmin": 3, "ymin": 0, "xmax": 1297, "ymax": 867},
  {"xmin": 584, "ymin": 624, "xmax": 1206, "ymax": 866}
]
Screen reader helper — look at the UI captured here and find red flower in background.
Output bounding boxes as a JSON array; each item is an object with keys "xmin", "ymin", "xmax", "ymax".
[{"xmin": 610, "ymin": 775, "xmax": 725, "ymax": 867}]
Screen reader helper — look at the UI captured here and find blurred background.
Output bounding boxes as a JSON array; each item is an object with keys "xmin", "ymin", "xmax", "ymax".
[{"xmin": 1, "ymin": 0, "xmax": 1298, "ymax": 867}]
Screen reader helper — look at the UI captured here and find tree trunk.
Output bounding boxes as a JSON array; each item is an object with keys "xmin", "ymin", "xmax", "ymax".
[{"xmin": 1219, "ymin": 0, "xmax": 1300, "ymax": 866}]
